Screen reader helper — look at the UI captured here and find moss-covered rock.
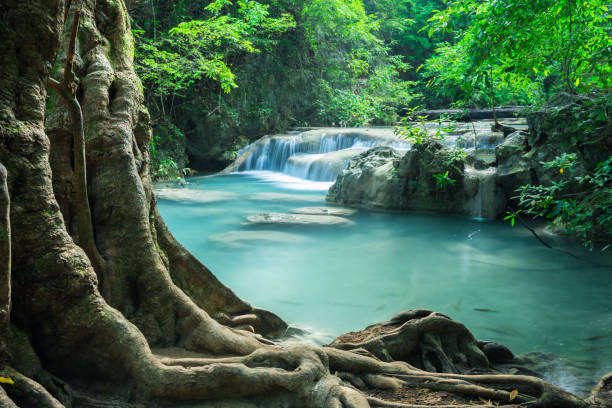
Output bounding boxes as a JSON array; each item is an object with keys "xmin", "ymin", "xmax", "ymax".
[{"xmin": 327, "ymin": 142, "xmax": 507, "ymax": 218}]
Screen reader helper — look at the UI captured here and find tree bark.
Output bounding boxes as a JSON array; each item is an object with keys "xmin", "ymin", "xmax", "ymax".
[
  {"xmin": 0, "ymin": 164, "xmax": 8, "ymax": 365},
  {"xmin": 48, "ymin": 7, "xmax": 109, "ymax": 297}
]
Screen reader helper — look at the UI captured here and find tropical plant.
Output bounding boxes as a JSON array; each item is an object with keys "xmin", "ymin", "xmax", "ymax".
[
  {"xmin": 433, "ymin": 171, "xmax": 457, "ymax": 189},
  {"xmin": 514, "ymin": 155, "xmax": 612, "ymax": 249},
  {"xmin": 422, "ymin": 0, "xmax": 611, "ymax": 107}
]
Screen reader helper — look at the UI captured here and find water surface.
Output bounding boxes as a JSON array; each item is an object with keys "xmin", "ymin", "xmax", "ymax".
[{"xmin": 157, "ymin": 171, "xmax": 612, "ymax": 395}]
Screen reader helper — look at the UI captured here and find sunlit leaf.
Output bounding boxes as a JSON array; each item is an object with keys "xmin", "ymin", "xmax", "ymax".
[
  {"xmin": 509, "ymin": 389, "xmax": 519, "ymax": 401},
  {"xmin": 0, "ymin": 377, "xmax": 14, "ymax": 385}
]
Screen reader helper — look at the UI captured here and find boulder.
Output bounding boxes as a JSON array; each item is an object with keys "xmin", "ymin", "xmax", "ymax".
[
  {"xmin": 527, "ymin": 92, "xmax": 611, "ymax": 172},
  {"xmin": 495, "ymin": 131, "xmax": 533, "ymax": 195},
  {"xmin": 326, "ymin": 146, "xmax": 404, "ymax": 209},
  {"xmin": 327, "ymin": 142, "xmax": 507, "ymax": 218}
]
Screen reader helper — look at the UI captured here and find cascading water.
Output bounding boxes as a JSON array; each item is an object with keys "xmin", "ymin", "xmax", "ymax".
[
  {"xmin": 465, "ymin": 167, "xmax": 500, "ymax": 219},
  {"xmin": 226, "ymin": 129, "xmax": 411, "ymax": 181},
  {"xmin": 224, "ymin": 120, "xmax": 528, "ymax": 183}
]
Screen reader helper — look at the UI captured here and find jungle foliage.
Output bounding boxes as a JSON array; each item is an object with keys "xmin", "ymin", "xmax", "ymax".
[
  {"xmin": 130, "ymin": 0, "xmax": 444, "ymax": 172},
  {"xmin": 423, "ymin": 0, "xmax": 611, "ymax": 107},
  {"xmin": 131, "ymin": 0, "xmax": 611, "ymax": 245}
]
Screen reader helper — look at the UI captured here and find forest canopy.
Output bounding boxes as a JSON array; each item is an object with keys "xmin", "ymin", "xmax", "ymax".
[{"xmin": 129, "ymin": 0, "xmax": 611, "ymax": 245}]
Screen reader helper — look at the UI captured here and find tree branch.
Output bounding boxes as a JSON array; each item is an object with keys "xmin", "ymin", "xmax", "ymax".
[{"xmin": 64, "ymin": 8, "xmax": 80, "ymax": 92}]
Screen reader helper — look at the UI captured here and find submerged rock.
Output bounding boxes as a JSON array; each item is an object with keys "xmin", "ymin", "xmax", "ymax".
[
  {"xmin": 245, "ymin": 212, "xmax": 355, "ymax": 226},
  {"xmin": 155, "ymin": 188, "xmax": 238, "ymax": 203},
  {"xmin": 248, "ymin": 192, "xmax": 323, "ymax": 202},
  {"xmin": 291, "ymin": 206, "xmax": 357, "ymax": 216},
  {"xmin": 209, "ymin": 231, "xmax": 312, "ymax": 247}
]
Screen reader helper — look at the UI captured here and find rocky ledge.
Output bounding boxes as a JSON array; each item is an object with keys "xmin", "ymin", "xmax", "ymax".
[
  {"xmin": 327, "ymin": 93, "xmax": 611, "ymax": 219},
  {"xmin": 326, "ymin": 142, "xmax": 508, "ymax": 218}
]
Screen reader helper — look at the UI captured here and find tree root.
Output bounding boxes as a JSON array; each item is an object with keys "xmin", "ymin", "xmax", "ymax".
[
  {"xmin": 0, "ymin": 367, "xmax": 64, "ymax": 408},
  {"xmin": 0, "ymin": 387, "xmax": 18, "ymax": 408},
  {"xmin": 153, "ymin": 208, "xmax": 288, "ymax": 338},
  {"xmin": 588, "ymin": 372, "xmax": 612, "ymax": 407},
  {"xmin": 330, "ymin": 310, "xmax": 488, "ymax": 373}
]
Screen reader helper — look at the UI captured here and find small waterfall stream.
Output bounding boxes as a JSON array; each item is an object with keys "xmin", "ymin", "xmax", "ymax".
[
  {"xmin": 475, "ymin": 180, "xmax": 483, "ymax": 219},
  {"xmin": 227, "ymin": 129, "xmax": 411, "ymax": 181},
  {"xmin": 465, "ymin": 167, "xmax": 500, "ymax": 219}
]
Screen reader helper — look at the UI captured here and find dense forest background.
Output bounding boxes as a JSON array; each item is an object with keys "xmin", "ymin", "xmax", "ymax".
[{"xmin": 126, "ymin": 0, "xmax": 610, "ymax": 174}]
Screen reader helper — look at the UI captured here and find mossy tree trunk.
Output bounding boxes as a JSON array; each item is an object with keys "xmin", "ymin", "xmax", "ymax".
[{"xmin": 0, "ymin": 0, "xmax": 597, "ymax": 407}]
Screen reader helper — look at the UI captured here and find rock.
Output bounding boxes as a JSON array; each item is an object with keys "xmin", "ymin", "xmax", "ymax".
[
  {"xmin": 495, "ymin": 131, "xmax": 533, "ymax": 195},
  {"xmin": 291, "ymin": 206, "xmax": 357, "ymax": 216},
  {"xmin": 209, "ymin": 231, "xmax": 312, "ymax": 247},
  {"xmin": 155, "ymin": 188, "xmax": 238, "ymax": 203},
  {"xmin": 527, "ymin": 92, "xmax": 611, "ymax": 171},
  {"xmin": 478, "ymin": 341, "xmax": 515, "ymax": 364},
  {"xmin": 245, "ymin": 212, "xmax": 355, "ymax": 226},
  {"xmin": 327, "ymin": 142, "xmax": 506, "ymax": 218},
  {"xmin": 466, "ymin": 149, "xmax": 497, "ymax": 170},
  {"xmin": 248, "ymin": 192, "xmax": 323, "ymax": 202},
  {"xmin": 326, "ymin": 146, "xmax": 404, "ymax": 209}
]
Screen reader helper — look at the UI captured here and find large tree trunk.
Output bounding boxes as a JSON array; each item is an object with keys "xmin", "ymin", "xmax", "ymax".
[
  {"xmin": 46, "ymin": 0, "xmax": 286, "ymax": 344},
  {"xmin": 0, "ymin": 0, "xmax": 594, "ymax": 407}
]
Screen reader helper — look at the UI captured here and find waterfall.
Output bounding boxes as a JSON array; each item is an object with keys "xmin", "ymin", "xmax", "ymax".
[
  {"xmin": 224, "ymin": 122, "xmax": 525, "ymax": 183},
  {"xmin": 475, "ymin": 179, "xmax": 483, "ymax": 219},
  {"xmin": 229, "ymin": 129, "xmax": 411, "ymax": 181},
  {"xmin": 465, "ymin": 167, "xmax": 499, "ymax": 219}
]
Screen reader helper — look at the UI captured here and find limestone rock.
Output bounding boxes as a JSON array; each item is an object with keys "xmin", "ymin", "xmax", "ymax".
[
  {"xmin": 245, "ymin": 212, "xmax": 355, "ymax": 226},
  {"xmin": 291, "ymin": 206, "xmax": 357, "ymax": 216},
  {"xmin": 495, "ymin": 131, "xmax": 533, "ymax": 195},
  {"xmin": 326, "ymin": 146, "xmax": 403, "ymax": 209},
  {"xmin": 209, "ymin": 231, "xmax": 312, "ymax": 247},
  {"xmin": 327, "ymin": 142, "xmax": 506, "ymax": 218}
]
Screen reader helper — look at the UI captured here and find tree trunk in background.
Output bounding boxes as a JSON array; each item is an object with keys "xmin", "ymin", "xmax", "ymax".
[{"xmin": 0, "ymin": 164, "xmax": 9, "ymax": 363}]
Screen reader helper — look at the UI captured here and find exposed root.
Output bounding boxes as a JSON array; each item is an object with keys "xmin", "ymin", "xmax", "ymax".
[
  {"xmin": 0, "ymin": 388, "xmax": 19, "ymax": 408},
  {"xmin": 366, "ymin": 397, "xmax": 496, "ymax": 408},
  {"xmin": 330, "ymin": 310, "xmax": 488, "ymax": 373},
  {"xmin": 0, "ymin": 367, "xmax": 64, "ymax": 408},
  {"xmin": 153, "ymin": 208, "xmax": 288, "ymax": 338},
  {"xmin": 588, "ymin": 372, "xmax": 612, "ymax": 407}
]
